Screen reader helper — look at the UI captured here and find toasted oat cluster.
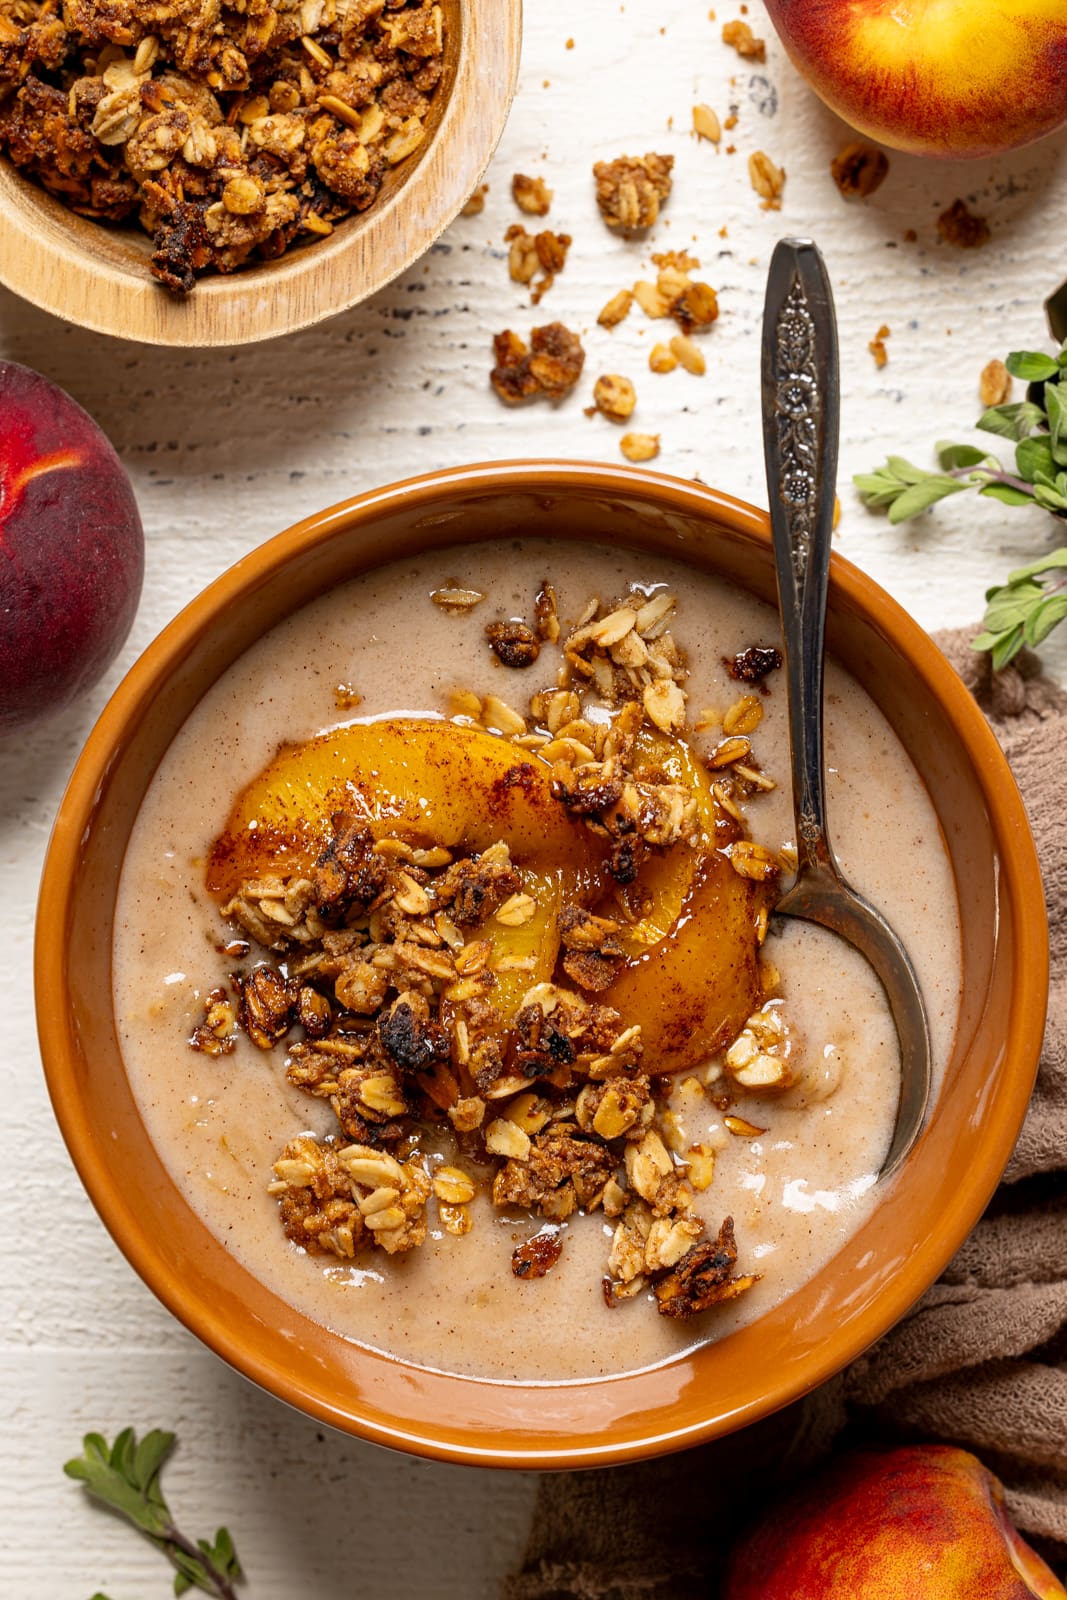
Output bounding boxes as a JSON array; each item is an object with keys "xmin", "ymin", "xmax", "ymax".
[
  {"xmin": 830, "ymin": 141, "xmax": 889, "ymax": 201},
  {"xmin": 937, "ymin": 198, "xmax": 991, "ymax": 250},
  {"xmin": 593, "ymin": 151, "xmax": 673, "ymax": 231},
  {"xmin": 190, "ymin": 583, "xmax": 796, "ymax": 1317},
  {"xmin": 0, "ymin": 0, "xmax": 445, "ymax": 292},
  {"xmin": 490, "ymin": 321, "xmax": 585, "ymax": 405}
]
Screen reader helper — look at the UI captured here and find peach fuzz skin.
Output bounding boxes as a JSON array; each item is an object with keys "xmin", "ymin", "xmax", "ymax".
[
  {"xmin": 0, "ymin": 360, "xmax": 143, "ymax": 732},
  {"xmin": 722, "ymin": 1444, "xmax": 1067, "ymax": 1598},
  {"xmin": 764, "ymin": 0, "xmax": 1067, "ymax": 158}
]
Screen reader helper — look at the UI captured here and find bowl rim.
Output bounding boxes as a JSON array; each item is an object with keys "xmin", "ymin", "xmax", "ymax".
[
  {"xmin": 0, "ymin": 0, "xmax": 521, "ymax": 347},
  {"xmin": 35, "ymin": 460, "xmax": 1050, "ymax": 1466}
]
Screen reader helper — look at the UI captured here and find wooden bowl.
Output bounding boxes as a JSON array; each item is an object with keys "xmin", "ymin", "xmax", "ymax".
[
  {"xmin": 36, "ymin": 462, "xmax": 1048, "ymax": 1466},
  {"xmin": 0, "ymin": 0, "xmax": 519, "ymax": 346}
]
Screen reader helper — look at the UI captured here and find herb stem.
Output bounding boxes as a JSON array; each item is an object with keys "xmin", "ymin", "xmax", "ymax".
[
  {"xmin": 948, "ymin": 466, "xmax": 1034, "ymax": 494},
  {"xmin": 164, "ymin": 1523, "xmax": 240, "ymax": 1600}
]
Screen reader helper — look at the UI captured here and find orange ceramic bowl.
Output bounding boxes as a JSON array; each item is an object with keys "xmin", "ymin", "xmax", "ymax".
[{"xmin": 36, "ymin": 462, "xmax": 1048, "ymax": 1467}]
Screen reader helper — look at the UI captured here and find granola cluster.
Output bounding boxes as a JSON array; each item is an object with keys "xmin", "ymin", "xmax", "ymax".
[
  {"xmin": 490, "ymin": 321, "xmax": 585, "ymax": 405},
  {"xmin": 593, "ymin": 151, "xmax": 673, "ymax": 232},
  {"xmin": 191, "ymin": 582, "xmax": 795, "ymax": 1320},
  {"xmin": 0, "ymin": 0, "xmax": 445, "ymax": 291}
]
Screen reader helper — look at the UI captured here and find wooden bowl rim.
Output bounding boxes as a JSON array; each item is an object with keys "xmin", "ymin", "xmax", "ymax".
[
  {"xmin": 0, "ymin": 0, "xmax": 520, "ymax": 346},
  {"xmin": 35, "ymin": 460, "xmax": 1049, "ymax": 1466}
]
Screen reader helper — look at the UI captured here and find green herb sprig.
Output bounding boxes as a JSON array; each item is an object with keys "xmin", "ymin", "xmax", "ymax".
[
  {"xmin": 856, "ymin": 344, "xmax": 1067, "ymax": 666},
  {"xmin": 65, "ymin": 1429, "xmax": 242, "ymax": 1600}
]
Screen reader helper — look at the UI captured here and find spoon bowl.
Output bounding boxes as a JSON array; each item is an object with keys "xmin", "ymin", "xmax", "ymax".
[{"xmin": 762, "ymin": 238, "xmax": 933, "ymax": 1179}]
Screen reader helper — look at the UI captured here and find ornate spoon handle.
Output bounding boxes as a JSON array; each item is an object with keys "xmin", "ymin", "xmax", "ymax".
[{"xmin": 760, "ymin": 238, "xmax": 840, "ymax": 879}]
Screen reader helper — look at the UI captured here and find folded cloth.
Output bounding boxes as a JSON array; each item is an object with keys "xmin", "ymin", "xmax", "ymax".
[{"xmin": 506, "ymin": 630, "xmax": 1067, "ymax": 1597}]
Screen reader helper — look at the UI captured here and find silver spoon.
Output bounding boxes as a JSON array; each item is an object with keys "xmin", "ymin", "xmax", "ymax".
[{"xmin": 761, "ymin": 237, "xmax": 932, "ymax": 1180}]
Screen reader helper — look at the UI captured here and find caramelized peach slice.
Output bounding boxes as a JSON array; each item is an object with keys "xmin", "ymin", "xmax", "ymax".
[
  {"xmin": 206, "ymin": 719, "xmax": 603, "ymax": 1021},
  {"xmin": 207, "ymin": 715, "xmax": 764, "ymax": 1062},
  {"xmin": 605, "ymin": 819, "xmax": 764, "ymax": 1075},
  {"xmin": 207, "ymin": 717, "xmax": 603, "ymax": 898},
  {"xmin": 614, "ymin": 726, "xmax": 720, "ymax": 954}
]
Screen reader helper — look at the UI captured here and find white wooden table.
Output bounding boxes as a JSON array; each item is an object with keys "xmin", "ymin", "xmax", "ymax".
[{"xmin": 4, "ymin": 4, "xmax": 1066, "ymax": 1593}]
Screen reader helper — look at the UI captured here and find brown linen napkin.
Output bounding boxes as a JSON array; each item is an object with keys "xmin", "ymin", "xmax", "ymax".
[{"xmin": 506, "ymin": 629, "xmax": 1067, "ymax": 1598}]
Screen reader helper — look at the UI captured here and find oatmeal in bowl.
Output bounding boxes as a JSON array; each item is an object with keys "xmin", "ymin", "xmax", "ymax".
[{"xmin": 37, "ymin": 463, "xmax": 1046, "ymax": 1460}]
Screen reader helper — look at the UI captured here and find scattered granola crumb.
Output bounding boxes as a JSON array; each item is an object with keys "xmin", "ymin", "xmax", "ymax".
[
  {"xmin": 937, "ymin": 199, "xmax": 991, "ymax": 249},
  {"xmin": 869, "ymin": 324, "xmax": 890, "ymax": 368},
  {"xmin": 904, "ymin": 228, "xmax": 918, "ymax": 243},
  {"xmin": 724, "ymin": 112, "xmax": 738, "ymax": 131},
  {"xmin": 725, "ymin": 1000, "xmax": 795, "ymax": 1091},
  {"xmin": 654, "ymin": 1218, "xmax": 760, "ymax": 1317},
  {"xmin": 593, "ymin": 374, "xmax": 637, "ymax": 422},
  {"xmin": 535, "ymin": 580, "xmax": 561, "ymax": 643},
  {"xmin": 980, "ymin": 358, "xmax": 1012, "ymax": 409},
  {"xmin": 512, "ymin": 1229, "xmax": 564, "ymax": 1278},
  {"xmin": 649, "ymin": 343, "xmax": 678, "ymax": 374},
  {"xmin": 512, "ymin": 173, "xmax": 553, "ymax": 216},
  {"xmin": 486, "ymin": 620, "xmax": 542, "ymax": 669},
  {"xmin": 633, "ymin": 252, "xmax": 719, "ymax": 334},
  {"xmin": 431, "ymin": 584, "xmax": 486, "ymax": 612},
  {"xmin": 725, "ymin": 645, "xmax": 782, "ymax": 687},
  {"xmin": 461, "ymin": 185, "xmax": 489, "ymax": 217},
  {"xmin": 749, "ymin": 150, "xmax": 785, "ymax": 209},
  {"xmin": 692, "ymin": 104, "xmax": 721, "ymax": 144},
  {"xmin": 505, "ymin": 224, "xmax": 571, "ymax": 302},
  {"xmin": 491, "ymin": 323, "xmax": 586, "ymax": 405},
  {"xmin": 670, "ymin": 333, "xmax": 706, "ymax": 375},
  {"xmin": 598, "ymin": 288, "xmax": 634, "ymax": 329},
  {"xmin": 189, "ymin": 987, "xmax": 237, "ymax": 1056},
  {"xmin": 565, "ymin": 37, "xmax": 575, "ymax": 50},
  {"xmin": 334, "ymin": 684, "xmax": 363, "ymax": 710},
  {"xmin": 830, "ymin": 142, "xmax": 889, "ymax": 200},
  {"xmin": 594, "ymin": 152, "xmax": 674, "ymax": 231},
  {"xmin": 620, "ymin": 432, "xmax": 660, "ymax": 463},
  {"xmin": 722, "ymin": 18, "xmax": 765, "ymax": 60}
]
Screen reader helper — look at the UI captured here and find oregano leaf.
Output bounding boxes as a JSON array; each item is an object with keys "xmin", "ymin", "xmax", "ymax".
[
  {"xmin": 978, "ymin": 482, "xmax": 1034, "ymax": 507},
  {"xmin": 1016, "ymin": 435, "xmax": 1057, "ymax": 484},
  {"xmin": 977, "ymin": 401, "xmax": 1046, "ymax": 441},
  {"xmin": 887, "ymin": 477, "xmax": 967, "ymax": 523},
  {"xmin": 1005, "ymin": 351, "xmax": 1059, "ymax": 382},
  {"xmin": 936, "ymin": 441, "xmax": 989, "ymax": 471}
]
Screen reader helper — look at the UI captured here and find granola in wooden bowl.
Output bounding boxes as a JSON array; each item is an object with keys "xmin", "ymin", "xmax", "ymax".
[{"xmin": 0, "ymin": 0, "xmax": 519, "ymax": 342}]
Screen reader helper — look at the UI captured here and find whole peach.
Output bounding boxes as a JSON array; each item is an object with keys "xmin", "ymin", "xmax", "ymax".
[
  {"xmin": 764, "ymin": 0, "xmax": 1067, "ymax": 159},
  {"xmin": 0, "ymin": 361, "xmax": 143, "ymax": 732},
  {"xmin": 721, "ymin": 1444, "xmax": 1067, "ymax": 1598}
]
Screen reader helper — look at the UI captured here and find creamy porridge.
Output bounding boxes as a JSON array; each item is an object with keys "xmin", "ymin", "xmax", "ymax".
[{"xmin": 113, "ymin": 537, "xmax": 961, "ymax": 1382}]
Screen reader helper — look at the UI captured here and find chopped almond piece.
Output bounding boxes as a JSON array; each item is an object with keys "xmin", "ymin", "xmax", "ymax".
[
  {"xmin": 593, "ymin": 374, "xmax": 637, "ymax": 422},
  {"xmin": 749, "ymin": 150, "xmax": 785, "ymax": 208},
  {"xmin": 461, "ymin": 184, "xmax": 488, "ymax": 217},
  {"xmin": 512, "ymin": 173, "xmax": 553, "ymax": 215},
  {"xmin": 598, "ymin": 288, "xmax": 634, "ymax": 328},
  {"xmin": 869, "ymin": 325, "xmax": 890, "ymax": 368},
  {"xmin": 670, "ymin": 334, "xmax": 706, "ymax": 375},
  {"xmin": 649, "ymin": 343, "xmax": 678, "ymax": 374},
  {"xmin": 722, "ymin": 18, "xmax": 765, "ymax": 59},
  {"xmin": 980, "ymin": 359, "xmax": 1011, "ymax": 408},
  {"xmin": 620, "ymin": 432, "xmax": 661, "ymax": 463},
  {"xmin": 693, "ymin": 103, "xmax": 721, "ymax": 143}
]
